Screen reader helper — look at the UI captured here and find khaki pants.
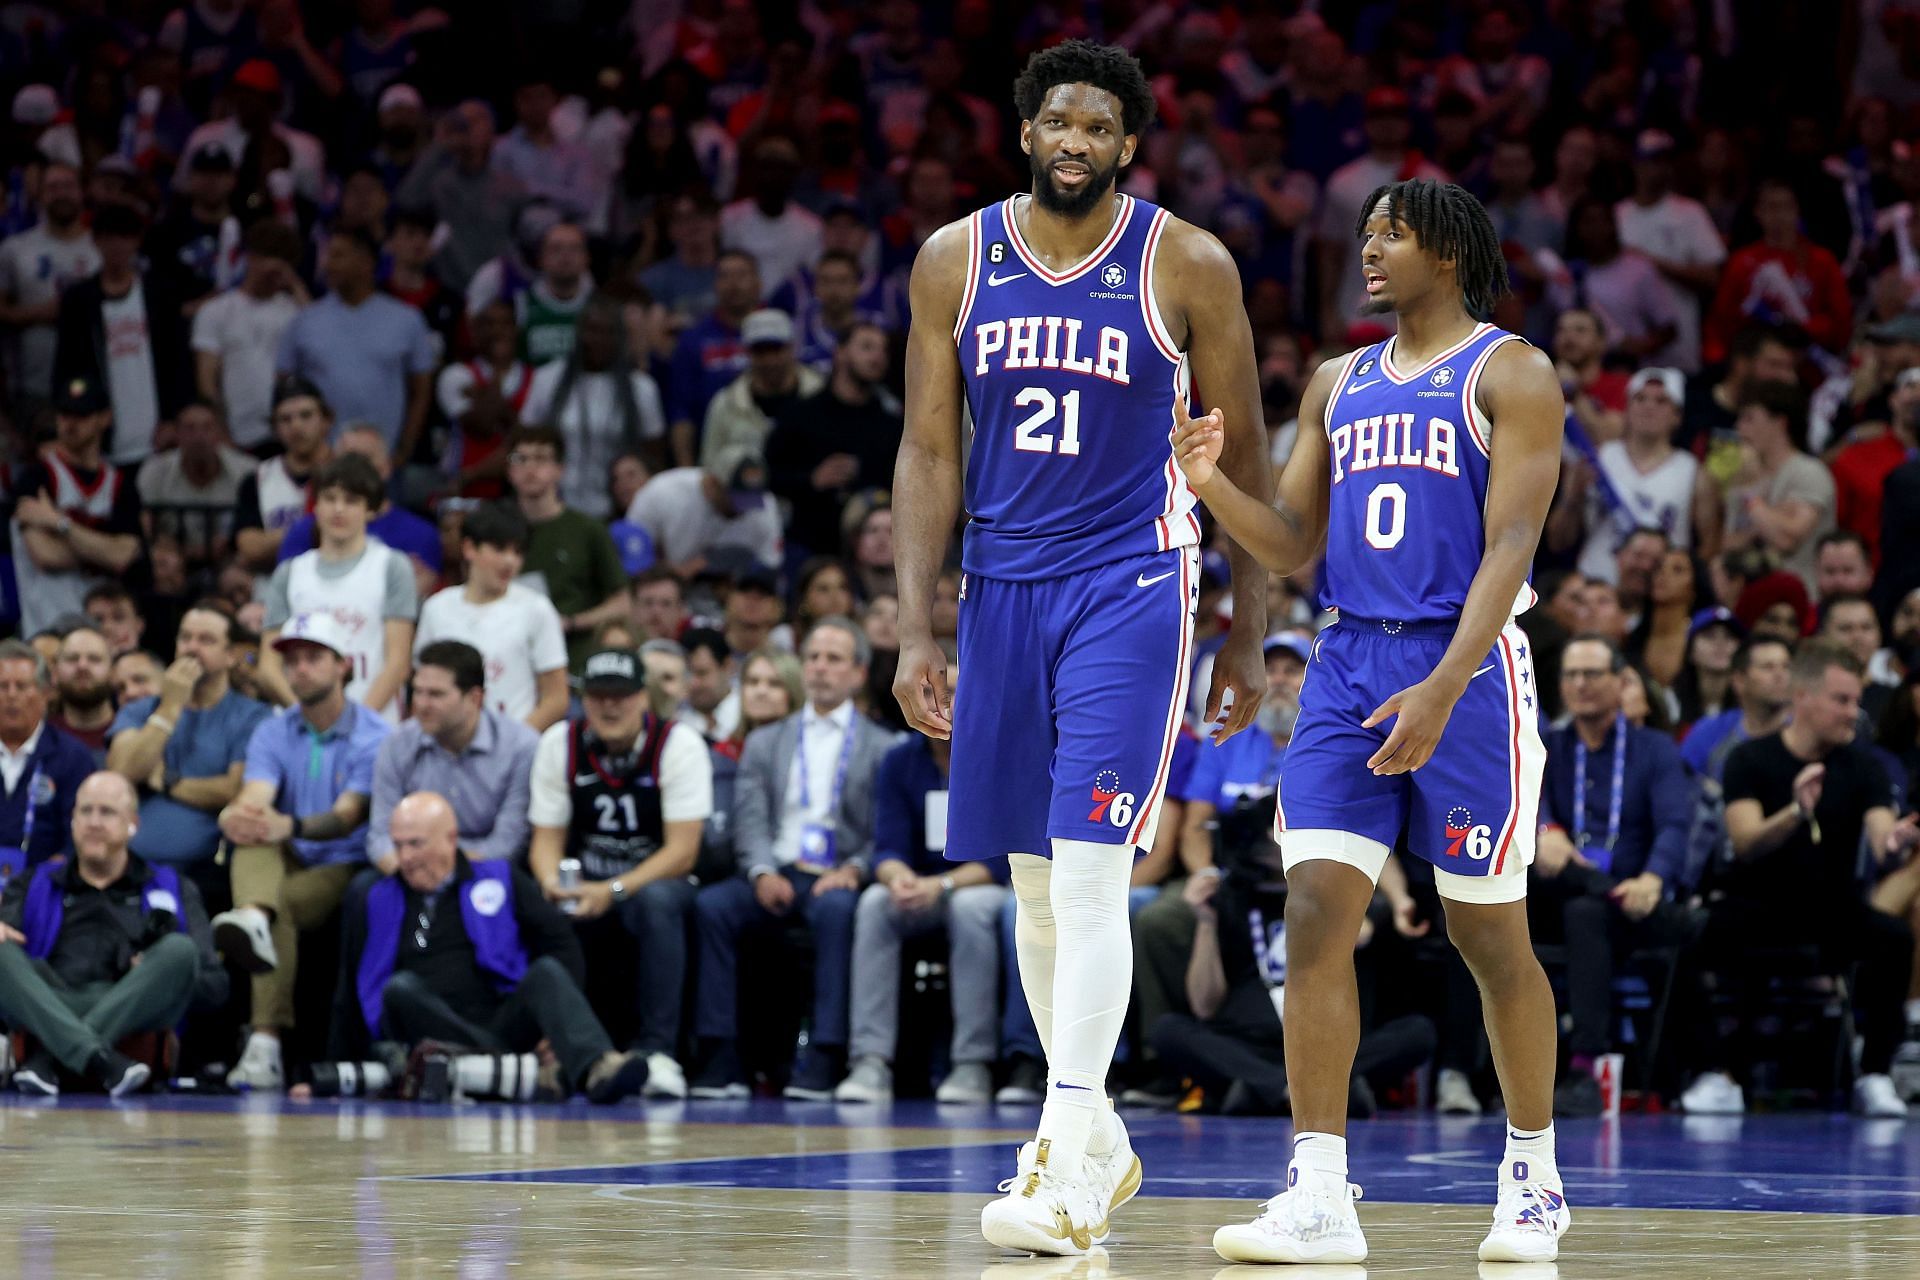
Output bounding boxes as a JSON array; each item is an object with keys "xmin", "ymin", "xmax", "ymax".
[{"xmin": 230, "ymin": 844, "xmax": 358, "ymax": 1032}]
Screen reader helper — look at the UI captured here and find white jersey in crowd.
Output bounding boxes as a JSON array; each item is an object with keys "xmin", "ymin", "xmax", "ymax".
[
  {"xmin": 1577, "ymin": 441, "xmax": 1700, "ymax": 583},
  {"xmin": 413, "ymin": 583, "xmax": 568, "ymax": 722},
  {"xmin": 286, "ymin": 539, "xmax": 404, "ymax": 721}
]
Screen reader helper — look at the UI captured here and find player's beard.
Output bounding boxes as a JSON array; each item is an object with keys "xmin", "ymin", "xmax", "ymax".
[{"xmin": 1030, "ymin": 151, "xmax": 1120, "ymax": 218}]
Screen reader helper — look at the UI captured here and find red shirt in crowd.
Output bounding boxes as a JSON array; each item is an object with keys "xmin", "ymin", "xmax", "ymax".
[
  {"xmin": 1705, "ymin": 237, "xmax": 1852, "ymax": 363},
  {"xmin": 1830, "ymin": 430, "xmax": 1914, "ymax": 563}
]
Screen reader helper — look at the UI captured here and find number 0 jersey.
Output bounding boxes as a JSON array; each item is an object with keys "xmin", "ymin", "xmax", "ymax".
[
  {"xmin": 1320, "ymin": 323, "xmax": 1538, "ymax": 623},
  {"xmin": 955, "ymin": 194, "xmax": 1200, "ymax": 581}
]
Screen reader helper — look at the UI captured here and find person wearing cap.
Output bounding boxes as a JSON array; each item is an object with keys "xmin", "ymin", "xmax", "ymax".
[
  {"xmin": 1722, "ymin": 379, "xmax": 1837, "ymax": 589},
  {"xmin": 1706, "ymin": 178, "xmax": 1852, "ymax": 365},
  {"xmin": 369, "ymin": 82, "xmax": 427, "ymax": 189},
  {"xmin": 1552, "ymin": 366, "xmax": 1717, "ymax": 585},
  {"xmin": 327, "ymin": 791, "xmax": 651, "ymax": 1105},
  {"xmin": 521, "ymin": 291, "xmax": 665, "ymax": 519},
  {"xmin": 233, "ymin": 376, "xmax": 335, "ymax": 571},
  {"xmin": 626, "ymin": 440, "xmax": 783, "ymax": 580},
  {"xmin": 691, "ymin": 616, "xmax": 889, "ymax": 1100},
  {"xmin": 0, "ymin": 771, "xmax": 223, "ymax": 1099},
  {"xmin": 366, "ymin": 641, "xmax": 537, "ymax": 869},
  {"xmin": 53, "ymin": 202, "xmax": 194, "ymax": 467},
  {"xmin": 666, "ymin": 249, "xmax": 762, "ymax": 465},
  {"xmin": 213, "ymin": 609, "xmax": 392, "ymax": 1090},
  {"xmin": 192, "ymin": 220, "xmax": 309, "ymax": 454},
  {"xmin": 697, "ymin": 305, "xmax": 823, "ymax": 472},
  {"xmin": 175, "ymin": 59, "xmax": 326, "ymax": 204},
  {"xmin": 527, "ymin": 643, "xmax": 713, "ymax": 1099},
  {"xmin": 106, "ymin": 601, "xmax": 271, "ymax": 911},
  {"xmin": 766, "ymin": 321, "xmax": 900, "ymax": 558},
  {"xmin": 277, "ymin": 224, "xmax": 437, "ymax": 461},
  {"xmin": 413, "ymin": 504, "xmax": 568, "ymax": 730},
  {"xmin": 504, "ymin": 425, "xmax": 633, "ymax": 673},
  {"xmin": 258, "ymin": 452, "xmax": 417, "ymax": 721},
  {"xmin": 1532, "ymin": 633, "xmax": 1696, "ymax": 1116},
  {"xmin": 1314, "ymin": 86, "xmax": 1443, "ymax": 344},
  {"xmin": 1831, "ymin": 363, "xmax": 1920, "ymax": 561},
  {"xmin": 0, "ymin": 160, "xmax": 97, "ymax": 419},
  {"xmin": 6, "ymin": 374, "xmax": 144, "ymax": 639},
  {"xmin": 149, "ymin": 142, "xmax": 243, "ymax": 305},
  {"xmin": 1616, "ymin": 130, "xmax": 1727, "ymax": 375},
  {"xmin": 1668, "ymin": 605, "xmax": 1746, "ymax": 726}
]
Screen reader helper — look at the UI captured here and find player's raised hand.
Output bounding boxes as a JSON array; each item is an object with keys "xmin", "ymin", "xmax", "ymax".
[
  {"xmin": 1171, "ymin": 398, "xmax": 1226, "ymax": 489},
  {"xmin": 1362, "ymin": 677, "xmax": 1460, "ymax": 775},
  {"xmin": 893, "ymin": 634, "xmax": 953, "ymax": 740}
]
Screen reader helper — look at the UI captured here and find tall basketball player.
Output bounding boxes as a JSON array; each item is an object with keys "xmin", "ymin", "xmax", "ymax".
[
  {"xmin": 1176, "ymin": 181, "xmax": 1571, "ymax": 1265},
  {"xmin": 892, "ymin": 41, "xmax": 1271, "ymax": 1255}
]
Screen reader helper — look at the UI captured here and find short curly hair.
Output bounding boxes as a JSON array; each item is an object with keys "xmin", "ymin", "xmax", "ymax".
[{"xmin": 1013, "ymin": 39, "xmax": 1157, "ymax": 137}]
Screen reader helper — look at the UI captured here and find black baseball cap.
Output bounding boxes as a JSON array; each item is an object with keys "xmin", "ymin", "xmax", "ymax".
[
  {"xmin": 581, "ymin": 648, "xmax": 644, "ymax": 696},
  {"xmin": 53, "ymin": 375, "xmax": 107, "ymax": 416}
]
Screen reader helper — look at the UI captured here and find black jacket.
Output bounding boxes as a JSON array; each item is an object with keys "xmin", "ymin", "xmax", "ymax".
[
  {"xmin": 0, "ymin": 853, "xmax": 222, "ymax": 1003},
  {"xmin": 53, "ymin": 269, "xmax": 195, "ymax": 438}
]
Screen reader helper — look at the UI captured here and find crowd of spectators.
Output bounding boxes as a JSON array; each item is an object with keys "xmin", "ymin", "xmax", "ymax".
[{"xmin": 0, "ymin": 1, "xmax": 1913, "ymax": 1115}]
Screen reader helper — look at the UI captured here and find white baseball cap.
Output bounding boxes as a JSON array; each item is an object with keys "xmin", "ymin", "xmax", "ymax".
[
  {"xmin": 1627, "ymin": 366, "xmax": 1685, "ymax": 406},
  {"xmin": 272, "ymin": 611, "xmax": 352, "ymax": 659}
]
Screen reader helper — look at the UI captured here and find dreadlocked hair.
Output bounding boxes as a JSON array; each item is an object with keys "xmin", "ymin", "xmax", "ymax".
[
  {"xmin": 1354, "ymin": 179, "xmax": 1510, "ymax": 320},
  {"xmin": 1013, "ymin": 39, "xmax": 1157, "ymax": 137}
]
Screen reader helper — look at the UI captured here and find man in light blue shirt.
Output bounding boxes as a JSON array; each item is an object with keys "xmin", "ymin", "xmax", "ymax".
[
  {"xmin": 211, "ymin": 611, "xmax": 390, "ymax": 1091},
  {"xmin": 276, "ymin": 227, "xmax": 436, "ymax": 459},
  {"xmin": 367, "ymin": 640, "xmax": 537, "ymax": 867},
  {"xmin": 105, "ymin": 603, "xmax": 270, "ymax": 910}
]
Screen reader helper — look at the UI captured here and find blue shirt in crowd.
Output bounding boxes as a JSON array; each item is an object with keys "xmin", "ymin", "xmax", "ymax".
[
  {"xmin": 1183, "ymin": 726, "xmax": 1282, "ymax": 811},
  {"xmin": 665, "ymin": 313, "xmax": 746, "ymax": 428},
  {"xmin": 275, "ymin": 508, "xmax": 444, "ymax": 571},
  {"xmin": 277, "ymin": 291, "xmax": 436, "ymax": 446},
  {"xmin": 872, "ymin": 736, "xmax": 1008, "ymax": 883},
  {"xmin": 1680, "ymin": 709, "xmax": 1751, "ymax": 784},
  {"xmin": 0, "ymin": 722, "xmax": 94, "ymax": 872},
  {"xmin": 242, "ymin": 700, "xmax": 390, "ymax": 866},
  {"xmin": 1542, "ymin": 718, "xmax": 1696, "ymax": 887},
  {"xmin": 111, "ymin": 690, "xmax": 272, "ymax": 866}
]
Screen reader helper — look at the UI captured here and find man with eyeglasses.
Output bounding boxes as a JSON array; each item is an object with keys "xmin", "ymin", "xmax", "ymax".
[
  {"xmin": 504, "ymin": 425, "xmax": 632, "ymax": 673},
  {"xmin": 1530, "ymin": 633, "xmax": 1695, "ymax": 1116}
]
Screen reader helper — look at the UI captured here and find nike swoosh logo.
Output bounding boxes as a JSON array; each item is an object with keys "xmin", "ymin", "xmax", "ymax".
[
  {"xmin": 1471, "ymin": 664, "xmax": 1496, "ymax": 680},
  {"xmin": 987, "ymin": 271, "xmax": 1028, "ymax": 286},
  {"xmin": 1137, "ymin": 570, "xmax": 1177, "ymax": 588},
  {"xmin": 1346, "ymin": 378, "xmax": 1383, "ymax": 394}
]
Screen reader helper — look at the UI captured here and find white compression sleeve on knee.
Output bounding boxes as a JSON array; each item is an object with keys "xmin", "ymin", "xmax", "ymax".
[
  {"xmin": 1036, "ymin": 838, "xmax": 1135, "ymax": 1178},
  {"xmin": 1009, "ymin": 853, "xmax": 1055, "ymax": 1059}
]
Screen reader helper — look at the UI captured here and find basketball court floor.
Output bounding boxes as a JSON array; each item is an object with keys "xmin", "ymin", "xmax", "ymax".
[{"xmin": 3, "ymin": 1096, "xmax": 1918, "ymax": 1277}]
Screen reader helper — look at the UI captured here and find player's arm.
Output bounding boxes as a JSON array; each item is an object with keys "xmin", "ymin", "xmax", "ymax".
[
  {"xmin": 890, "ymin": 219, "xmax": 971, "ymax": 740},
  {"xmin": 1365, "ymin": 341, "xmax": 1563, "ymax": 775},
  {"xmin": 1173, "ymin": 359, "xmax": 1334, "ymax": 576},
  {"xmin": 1161, "ymin": 222, "xmax": 1270, "ymax": 740}
]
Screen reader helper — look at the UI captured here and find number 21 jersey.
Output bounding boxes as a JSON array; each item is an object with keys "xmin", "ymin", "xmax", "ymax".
[
  {"xmin": 955, "ymin": 194, "xmax": 1200, "ymax": 581},
  {"xmin": 1320, "ymin": 323, "xmax": 1537, "ymax": 623}
]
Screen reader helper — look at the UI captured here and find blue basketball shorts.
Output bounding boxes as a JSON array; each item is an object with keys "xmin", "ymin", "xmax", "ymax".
[
  {"xmin": 1277, "ymin": 616, "xmax": 1545, "ymax": 904},
  {"xmin": 947, "ymin": 547, "xmax": 1198, "ymax": 861}
]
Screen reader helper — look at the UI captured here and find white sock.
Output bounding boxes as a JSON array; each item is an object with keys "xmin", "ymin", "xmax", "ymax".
[
  {"xmin": 248, "ymin": 1032, "xmax": 281, "ymax": 1061},
  {"xmin": 1502, "ymin": 1123, "xmax": 1557, "ymax": 1184},
  {"xmin": 1289, "ymin": 1132, "xmax": 1348, "ymax": 1191},
  {"xmin": 1009, "ymin": 853, "xmax": 1056, "ymax": 1058},
  {"xmin": 1905, "ymin": 998, "xmax": 1920, "ymax": 1026},
  {"xmin": 1034, "ymin": 839, "xmax": 1134, "ymax": 1179}
]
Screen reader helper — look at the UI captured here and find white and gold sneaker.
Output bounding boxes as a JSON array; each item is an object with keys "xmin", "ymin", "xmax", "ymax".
[
  {"xmin": 981, "ymin": 1139, "xmax": 1112, "ymax": 1256},
  {"xmin": 1083, "ymin": 1107, "xmax": 1143, "ymax": 1223}
]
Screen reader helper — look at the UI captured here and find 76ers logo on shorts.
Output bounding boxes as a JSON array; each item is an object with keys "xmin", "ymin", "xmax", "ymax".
[
  {"xmin": 1444, "ymin": 806, "xmax": 1494, "ymax": 860},
  {"xmin": 1088, "ymin": 769, "xmax": 1137, "ymax": 828}
]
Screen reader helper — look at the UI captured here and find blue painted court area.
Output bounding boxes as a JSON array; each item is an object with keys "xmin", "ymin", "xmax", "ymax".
[{"xmin": 403, "ymin": 1100, "xmax": 1920, "ymax": 1217}]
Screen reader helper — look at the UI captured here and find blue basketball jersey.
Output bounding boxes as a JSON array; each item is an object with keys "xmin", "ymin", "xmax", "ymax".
[
  {"xmin": 1319, "ymin": 322, "xmax": 1538, "ymax": 623},
  {"xmin": 955, "ymin": 194, "xmax": 1200, "ymax": 581}
]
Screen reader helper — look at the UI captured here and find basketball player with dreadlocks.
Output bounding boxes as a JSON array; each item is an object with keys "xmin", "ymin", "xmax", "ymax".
[
  {"xmin": 1176, "ymin": 182, "xmax": 1571, "ymax": 1264},
  {"xmin": 893, "ymin": 40, "xmax": 1271, "ymax": 1256}
]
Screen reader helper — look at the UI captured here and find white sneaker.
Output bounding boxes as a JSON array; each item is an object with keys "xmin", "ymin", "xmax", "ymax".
[
  {"xmin": 1213, "ymin": 1174, "xmax": 1367, "ymax": 1264},
  {"xmin": 1855, "ymin": 1072, "xmax": 1909, "ymax": 1118},
  {"xmin": 642, "ymin": 1053, "xmax": 688, "ymax": 1099},
  {"xmin": 1478, "ymin": 1176, "xmax": 1571, "ymax": 1262},
  {"xmin": 1083, "ymin": 1107, "xmax": 1143, "ymax": 1222},
  {"xmin": 834, "ymin": 1055, "xmax": 893, "ymax": 1102},
  {"xmin": 1679, "ymin": 1070, "xmax": 1745, "ymax": 1115},
  {"xmin": 212, "ymin": 906, "xmax": 278, "ymax": 973},
  {"xmin": 1891, "ymin": 1039, "xmax": 1920, "ymax": 1102},
  {"xmin": 981, "ymin": 1139, "xmax": 1110, "ymax": 1256},
  {"xmin": 1437, "ymin": 1068, "xmax": 1482, "ymax": 1116},
  {"xmin": 228, "ymin": 1033, "xmax": 284, "ymax": 1091},
  {"xmin": 937, "ymin": 1062, "xmax": 994, "ymax": 1104}
]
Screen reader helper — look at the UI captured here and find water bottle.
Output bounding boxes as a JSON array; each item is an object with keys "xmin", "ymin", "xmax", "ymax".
[{"xmin": 556, "ymin": 858, "xmax": 582, "ymax": 914}]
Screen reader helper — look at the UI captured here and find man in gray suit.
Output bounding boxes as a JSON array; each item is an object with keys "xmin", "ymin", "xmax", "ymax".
[{"xmin": 690, "ymin": 616, "xmax": 896, "ymax": 1099}]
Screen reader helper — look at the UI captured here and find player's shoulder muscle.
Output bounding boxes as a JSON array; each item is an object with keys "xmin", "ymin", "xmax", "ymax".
[
  {"xmin": 908, "ymin": 216, "xmax": 977, "ymax": 332},
  {"xmin": 1150, "ymin": 215, "xmax": 1242, "ymax": 333},
  {"xmin": 1478, "ymin": 339, "xmax": 1563, "ymax": 443}
]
